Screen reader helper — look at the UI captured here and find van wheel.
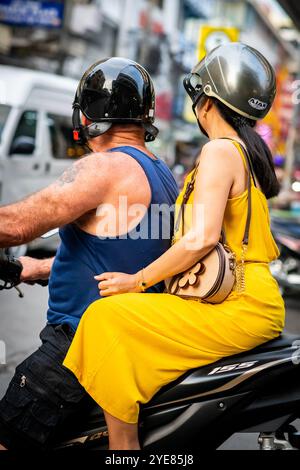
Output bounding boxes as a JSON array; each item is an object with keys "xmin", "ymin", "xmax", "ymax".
[{"xmin": 7, "ymin": 244, "xmax": 27, "ymax": 258}]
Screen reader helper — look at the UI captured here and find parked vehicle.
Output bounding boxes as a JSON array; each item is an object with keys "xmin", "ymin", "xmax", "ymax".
[
  {"xmin": 0, "ymin": 66, "xmax": 83, "ymax": 255},
  {"xmin": 271, "ymin": 213, "xmax": 300, "ymax": 296},
  {"xmin": 1, "ymin": 248, "xmax": 300, "ymax": 451}
]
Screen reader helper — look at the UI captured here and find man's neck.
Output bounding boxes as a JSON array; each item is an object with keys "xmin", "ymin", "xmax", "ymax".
[{"xmin": 88, "ymin": 126, "xmax": 147, "ymax": 153}]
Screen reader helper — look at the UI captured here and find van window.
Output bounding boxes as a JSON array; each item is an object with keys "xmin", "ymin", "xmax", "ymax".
[
  {"xmin": 0, "ymin": 104, "xmax": 11, "ymax": 143},
  {"xmin": 47, "ymin": 113, "xmax": 85, "ymax": 159},
  {"xmin": 9, "ymin": 110, "xmax": 37, "ymax": 156}
]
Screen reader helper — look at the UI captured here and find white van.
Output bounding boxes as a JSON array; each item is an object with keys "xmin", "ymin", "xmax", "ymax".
[{"xmin": 0, "ymin": 66, "xmax": 84, "ymax": 255}]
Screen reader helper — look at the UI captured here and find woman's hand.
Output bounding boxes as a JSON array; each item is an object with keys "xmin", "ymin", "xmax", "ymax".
[{"xmin": 95, "ymin": 272, "xmax": 142, "ymax": 297}]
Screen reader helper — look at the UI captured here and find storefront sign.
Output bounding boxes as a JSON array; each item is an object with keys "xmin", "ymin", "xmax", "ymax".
[
  {"xmin": 198, "ymin": 25, "xmax": 240, "ymax": 60},
  {"xmin": 0, "ymin": 0, "xmax": 64, "ymax": 29},
  {"xmin": 183, "ymin": 24, "xmax": 240, "ymax": 123}
]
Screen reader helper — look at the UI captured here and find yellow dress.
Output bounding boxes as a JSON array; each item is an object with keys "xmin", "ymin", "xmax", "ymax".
[{"xmin": 63, "ymin": 142, "xmax": 285, "ymax": 424}]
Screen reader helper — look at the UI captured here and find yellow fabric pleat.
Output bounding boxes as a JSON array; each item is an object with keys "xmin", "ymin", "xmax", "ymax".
[{"xmin": 64, "ymin": 143, "xmax": 285, "ymax": 424}]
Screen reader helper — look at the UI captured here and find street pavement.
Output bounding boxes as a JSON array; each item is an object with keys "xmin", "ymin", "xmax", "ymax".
[{"xmin": 0, "ymin": 284, "xmax": 299, "ymax": 450}]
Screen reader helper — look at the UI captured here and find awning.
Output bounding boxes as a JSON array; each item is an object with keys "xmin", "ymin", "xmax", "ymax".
[{"xmin": 277, "ymin": 0, "xmax": 300, "ymax": 29}]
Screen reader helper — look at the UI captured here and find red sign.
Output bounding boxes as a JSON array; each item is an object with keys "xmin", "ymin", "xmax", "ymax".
[{"xmin": 156, "ymin": 91, "xmax": 173, "ymax": 121}]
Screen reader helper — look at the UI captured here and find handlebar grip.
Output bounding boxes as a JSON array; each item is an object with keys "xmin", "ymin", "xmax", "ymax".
[
  {"xmin": 0, "ymin": 249, "xmax": 49, "ymax": 292},
  {"xmin": 0, "ymin": 251, "xmax": 23, "ymax": 287},
  {"xmin": 26, "ymin": 279, "xmax": 49, "ymax": 287},
  {"xmin": 35, "ymin": 279, "xmax": 49, "ymax": 287}
]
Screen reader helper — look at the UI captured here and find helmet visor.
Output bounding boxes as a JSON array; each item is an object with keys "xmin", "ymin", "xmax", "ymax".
[{"xmin": 183, "ymin": 73, "xmax": 204, "ymax": 107}]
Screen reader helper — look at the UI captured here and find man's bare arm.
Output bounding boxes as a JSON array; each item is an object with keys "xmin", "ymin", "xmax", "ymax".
[{"xmin": 0, "ymin": 155, "xmax": 111, "ymax": 248}]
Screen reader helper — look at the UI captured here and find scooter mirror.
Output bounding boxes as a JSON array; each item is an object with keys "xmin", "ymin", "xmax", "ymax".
[{"xmin": 41, "ymin": 229, "xmax": 59, "ymax": 239}]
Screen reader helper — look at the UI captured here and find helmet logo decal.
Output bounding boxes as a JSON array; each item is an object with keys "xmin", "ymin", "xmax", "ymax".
[{"xmin": 248, "ymin": 98, "xmax": 268, "ymax": 111}]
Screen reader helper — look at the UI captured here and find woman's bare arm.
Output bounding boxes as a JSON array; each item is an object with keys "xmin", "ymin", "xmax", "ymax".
[
  {"xmin": 97, "ymin": 140, "xmax": 236, "ymax": 296},
  {"xmin": 139, "ymin": 140, "xmax": 234, "ymax": 286}
]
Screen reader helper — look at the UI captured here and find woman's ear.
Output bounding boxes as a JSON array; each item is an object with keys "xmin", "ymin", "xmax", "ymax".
[{"xmin": 205, "ymin": 98, "xmax": 214, "ymax": 113}]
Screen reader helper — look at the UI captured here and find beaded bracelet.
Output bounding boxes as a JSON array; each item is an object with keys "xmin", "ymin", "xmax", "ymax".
[{"xmin": 140, "ymin": 269, "xmax": 147, "ymax": 292}]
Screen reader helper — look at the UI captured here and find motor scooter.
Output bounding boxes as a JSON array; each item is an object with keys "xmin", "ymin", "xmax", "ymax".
[{"xmin": 1, "ymin": 249, "xmax": 300, "ymax": 451}]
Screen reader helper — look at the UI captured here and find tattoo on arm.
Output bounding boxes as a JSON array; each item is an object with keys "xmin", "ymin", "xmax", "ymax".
[{"xmin": 56, "ymin": 160, "xmax": 85, "ymax": 187}]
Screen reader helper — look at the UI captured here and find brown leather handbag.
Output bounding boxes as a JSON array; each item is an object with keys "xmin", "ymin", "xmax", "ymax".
[{"xmin": 165, "ymin": 140, "xmax": 254, "ymax": 304}]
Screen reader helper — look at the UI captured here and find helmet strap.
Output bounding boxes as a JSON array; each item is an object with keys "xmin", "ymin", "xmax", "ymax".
[
  {"xmin": 143, "ymin": 122, "xmax": 159, "ymax": 142},
  {"xmin": 72, "ymin": 101, "xmax": 159, "ymax": 144},
  {"xmin": 72, "ymin": 105, "xmax": 113, "ymax": 146},
  {"xmin": 192, "ymin": 96, "xmax": 209, "ymax": 138},
  {"xmin": 85, "ymin": 122, "xmax": 113, "ymax": 138},
  {"xmin": 184, "ymin": 77, "xmax": 210, "ymax": 138},
  {"xmin": 72, "ymin": 104, "xmax": 88, "ymax": 146}
]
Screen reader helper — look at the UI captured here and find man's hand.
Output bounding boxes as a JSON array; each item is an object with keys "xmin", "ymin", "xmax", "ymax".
[{"xmin": 19, "ymin": 256, "xmax": 54, "ymax": 283}]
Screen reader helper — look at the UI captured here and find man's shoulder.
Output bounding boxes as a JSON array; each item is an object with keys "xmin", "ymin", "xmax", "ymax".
[{"xmin": 79, "ymin": 150, "xmax": 143, "ymax": 175}]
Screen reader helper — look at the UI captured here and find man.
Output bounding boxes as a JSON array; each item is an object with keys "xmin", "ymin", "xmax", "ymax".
[{"xmin": 0, "ymin": 57, "xmax": 178, "ymax": 450}]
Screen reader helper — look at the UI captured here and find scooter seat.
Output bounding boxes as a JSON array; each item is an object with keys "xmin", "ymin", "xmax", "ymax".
[
  {"xmin": 60, "ymin": 334, "xmax": 300, "ymax": 441},
  {"xmin": 250, "ymin": 333, "xmax": 300, "ymax": 353},
  {"xmin": 141, "ymin": 333, "xmax": 300, "ymax": 412}
]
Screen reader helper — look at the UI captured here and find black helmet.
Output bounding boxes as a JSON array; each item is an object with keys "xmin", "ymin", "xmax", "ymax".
[
  {"xmin": 72, "ymin": 57, "xmax": 158, "ymax": 145},
  {"xmin": 184, "ymin": 42, "xmax": 276, "ymax": 122}
]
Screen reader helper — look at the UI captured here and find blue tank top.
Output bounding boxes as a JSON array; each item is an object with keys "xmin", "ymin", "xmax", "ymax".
[{"xmin": 47, "ymin": 146, "xmax": 178, "ymax": 331}]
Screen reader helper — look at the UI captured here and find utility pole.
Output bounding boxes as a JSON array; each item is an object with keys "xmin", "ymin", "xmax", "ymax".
[
  {"xmin": 138, "ymin": 0, "xmax": 157, "ymax": 66},
  {"xmin": 57, "ymin": 0, "xmax": 73, "ymax": 75},
  {"xmin": 116, "ymin": 0, "xmax": 135, "ymax": 57}
]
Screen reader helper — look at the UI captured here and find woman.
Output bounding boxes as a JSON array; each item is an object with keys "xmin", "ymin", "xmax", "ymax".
[{"xmin": 63, "ymin": 43, "xmax": 285, "ymax": 450}]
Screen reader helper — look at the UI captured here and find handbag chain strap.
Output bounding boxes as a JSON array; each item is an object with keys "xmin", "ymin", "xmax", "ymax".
[{"xmin": 173, "ymin": 139, "xmax": 254, "ymax": 292}]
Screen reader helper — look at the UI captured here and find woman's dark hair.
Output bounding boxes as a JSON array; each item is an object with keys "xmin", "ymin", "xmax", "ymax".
[{"xmin": 199, "ymin": 96, "xmax": 280, "ymax": 199}]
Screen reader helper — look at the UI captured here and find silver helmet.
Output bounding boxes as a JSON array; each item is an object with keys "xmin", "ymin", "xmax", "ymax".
[{"xmin": 184, "ymin": 42, "xmax": 276, "ymax": 121}]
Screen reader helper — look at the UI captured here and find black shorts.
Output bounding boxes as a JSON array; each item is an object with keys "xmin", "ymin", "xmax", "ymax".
[{"xmin": 0, "ymin": 323, "xmax": 92, "ymax": 450}]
